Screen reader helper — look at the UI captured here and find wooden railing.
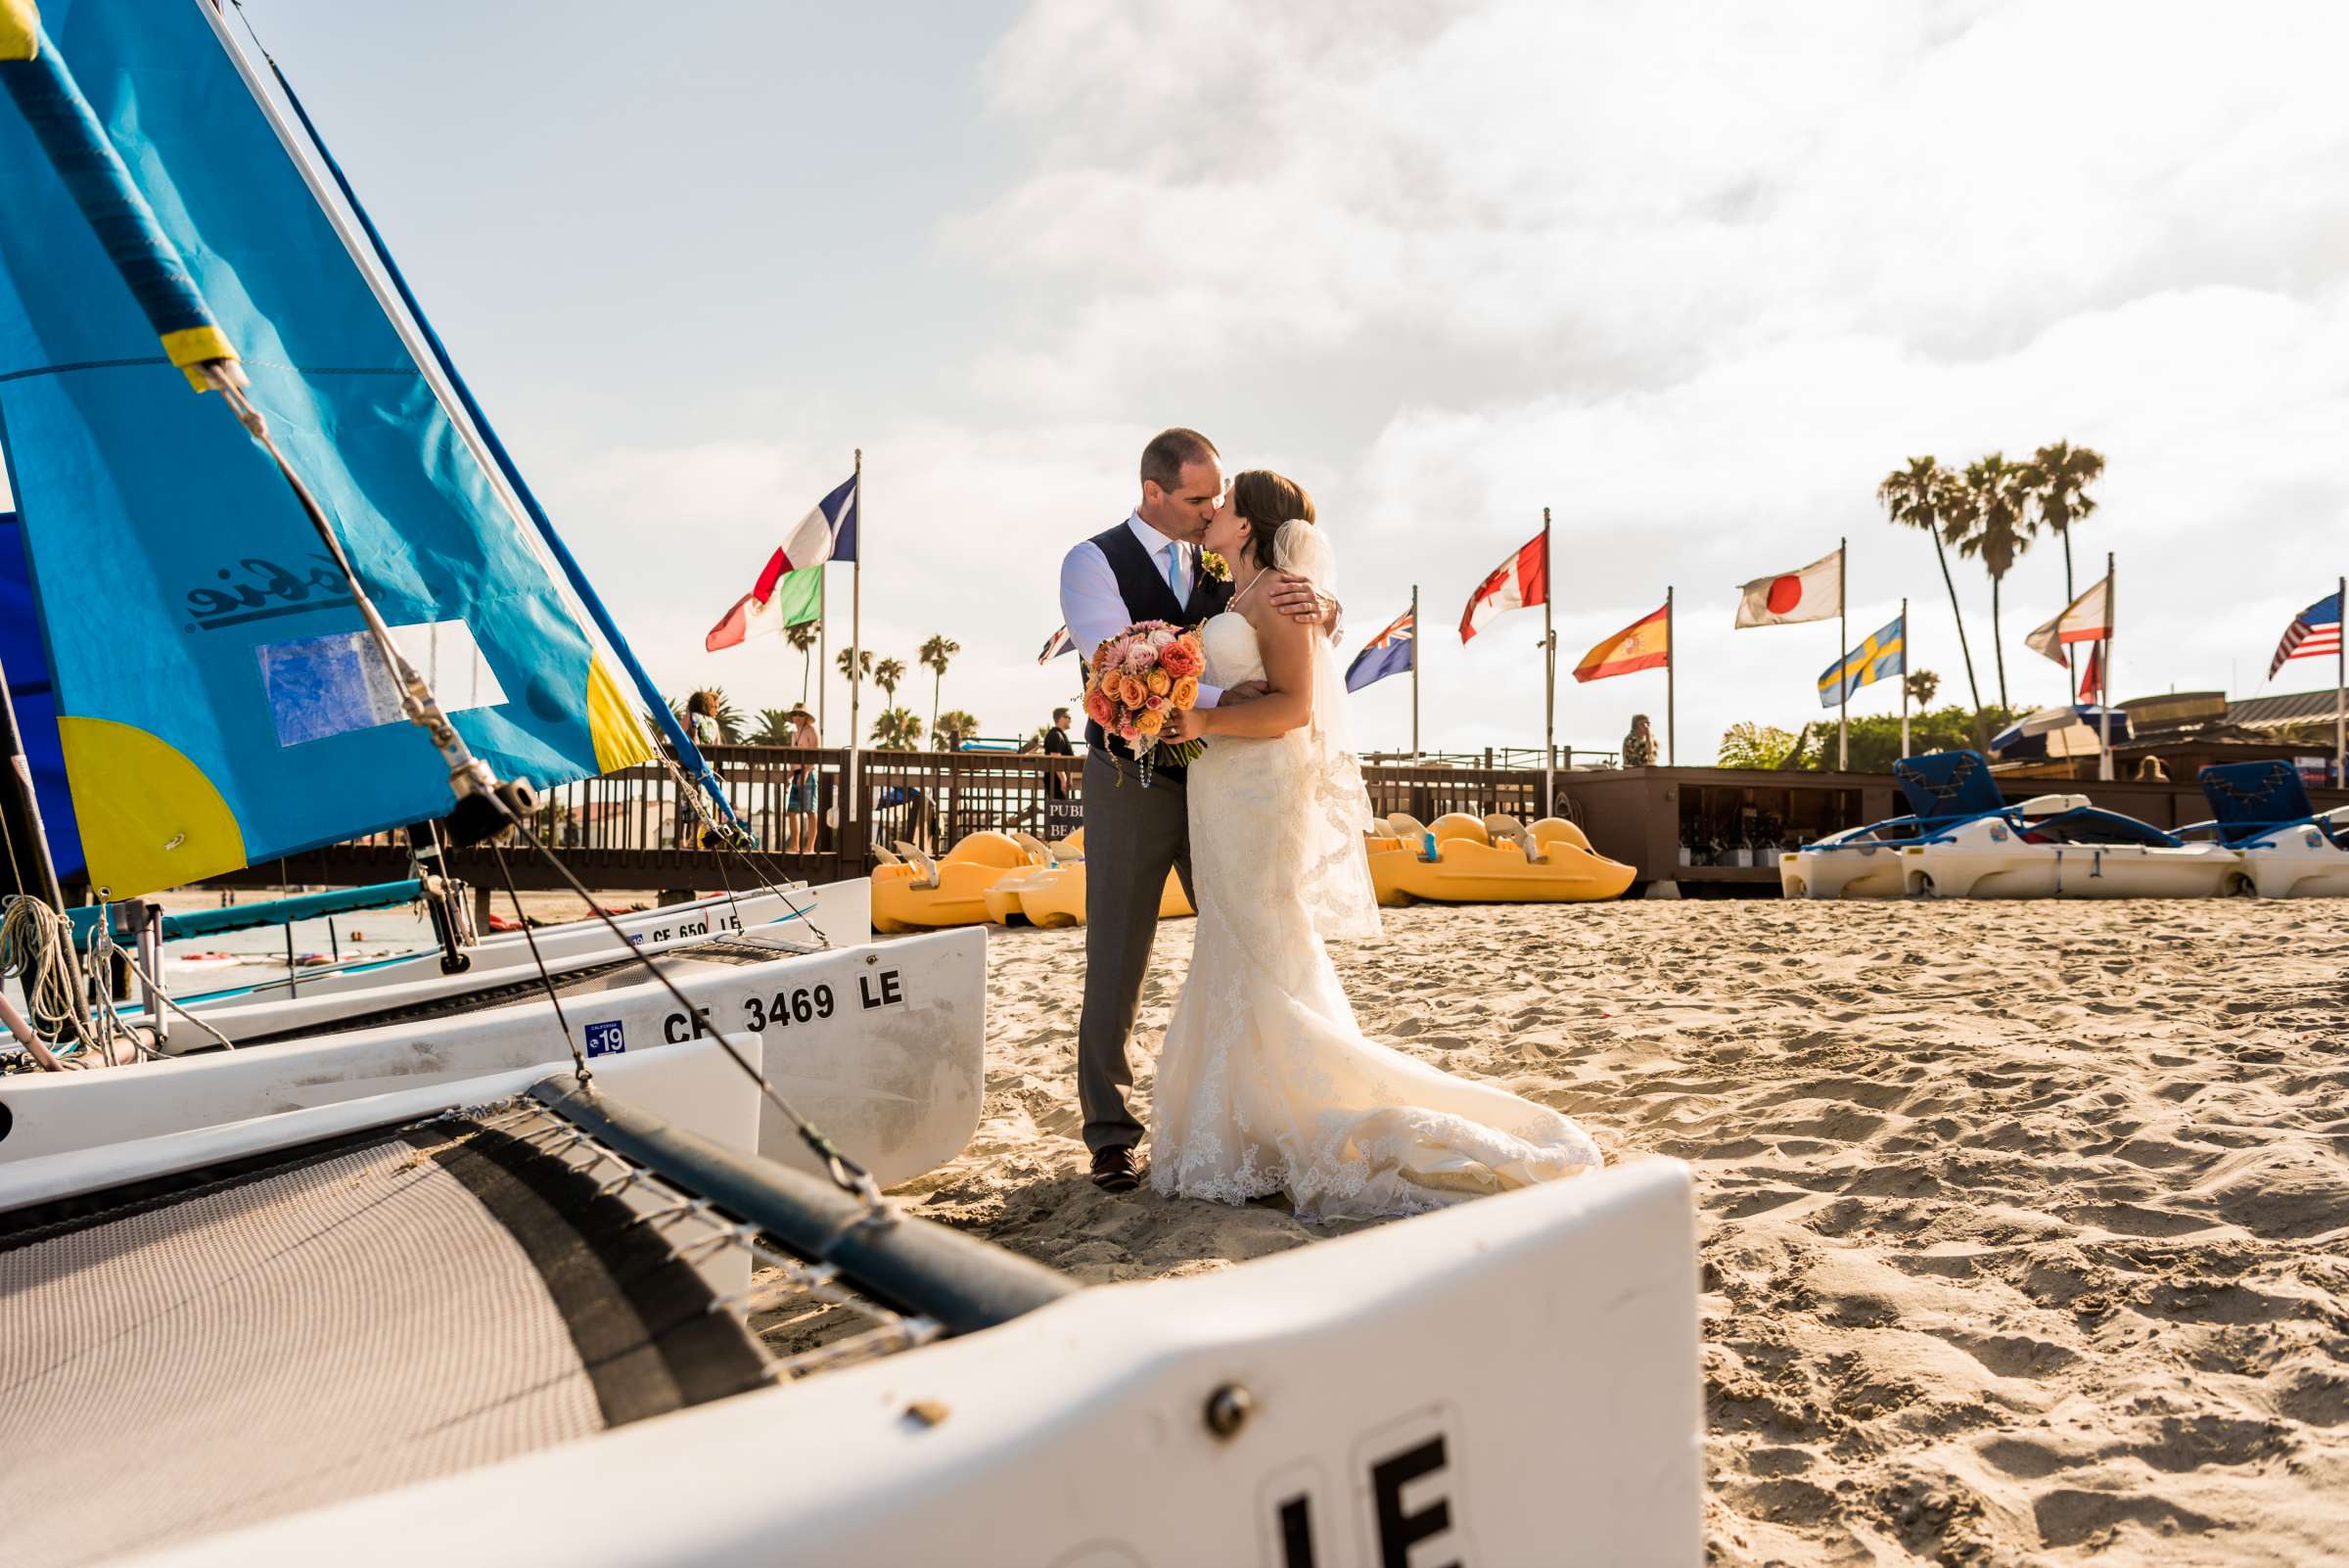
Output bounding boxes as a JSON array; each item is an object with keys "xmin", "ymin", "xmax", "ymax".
[{"xmin": 193, "ymin": 746, "xmax": 2349, "ymax": 899}]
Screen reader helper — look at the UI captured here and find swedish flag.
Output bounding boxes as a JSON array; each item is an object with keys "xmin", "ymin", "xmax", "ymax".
[{"xmin": 1819, "ymin": 615, "xmax": 1905, "ymax": 708}]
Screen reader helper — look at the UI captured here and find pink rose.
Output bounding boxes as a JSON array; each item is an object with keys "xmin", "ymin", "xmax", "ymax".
[{"xmin": 1123, "ymin": 641, "xmax": 1157, "ymax": 672}]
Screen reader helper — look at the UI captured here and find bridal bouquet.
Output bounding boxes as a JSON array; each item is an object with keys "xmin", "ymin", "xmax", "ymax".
[{"xmin": 1083, "ymin": 620, "xmax": 1206, "ymax": 787}]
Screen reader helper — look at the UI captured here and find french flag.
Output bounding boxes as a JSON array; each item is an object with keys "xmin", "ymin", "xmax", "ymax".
[
  {"xmin": 1036, "ymin": 625, "xmax": 1076, "ymax": 665},
  {"xmin": 1345, "ymin": 608, "xmax": 1415, "ymax": 692},
  {"xmin": 1459, "ymin": 531, "xmax": 1546, "ymax": 642},
  {"xmin": 705, "ymin": 475, "xmax": 858, "ymax": 652}
]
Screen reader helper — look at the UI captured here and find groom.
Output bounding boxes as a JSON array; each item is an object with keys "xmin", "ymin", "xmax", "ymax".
[{"xmin": 1058, "ymin": 428, "xmax": 1334, "ymax": 1190}]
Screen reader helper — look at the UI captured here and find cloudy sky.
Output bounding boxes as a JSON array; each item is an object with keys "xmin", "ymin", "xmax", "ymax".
[{"xmin": 78, "ymin": 1, "xmax": 2349, "ymax": 756}]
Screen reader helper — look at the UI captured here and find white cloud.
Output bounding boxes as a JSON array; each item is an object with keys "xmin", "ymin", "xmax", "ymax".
[{"xmin": 530, "ymin": 0, "xmax": 2349, "ymax": 763}]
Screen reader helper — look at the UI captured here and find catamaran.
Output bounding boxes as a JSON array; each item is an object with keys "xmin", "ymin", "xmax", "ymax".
[{"xmin": 0, "ymin": 0, "xmax": 980, "ymax": 1181}]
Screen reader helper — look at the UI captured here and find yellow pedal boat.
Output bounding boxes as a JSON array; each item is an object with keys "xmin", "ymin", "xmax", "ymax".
[
  {"xmin": 1366, "ymin": 811, "xmax": 1637, "ymax": 905},
  {"xmin": 871, "ymin": 830, "xmax": 1038, "ymax": 933},
  {"xmin": 982, "ymin": 829, "xmax": 1194, "ymax": 928}
]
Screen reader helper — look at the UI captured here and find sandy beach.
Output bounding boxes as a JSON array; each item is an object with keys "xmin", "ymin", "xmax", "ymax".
[{"xmin": 897, "ymin": 900, "xmax": 2349, "ymax": 1566}]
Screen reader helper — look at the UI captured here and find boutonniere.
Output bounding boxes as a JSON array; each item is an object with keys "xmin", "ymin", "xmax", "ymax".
[{"xmin": 1199, "ymin": 549, "xmax": 1231, "ymax": 582}]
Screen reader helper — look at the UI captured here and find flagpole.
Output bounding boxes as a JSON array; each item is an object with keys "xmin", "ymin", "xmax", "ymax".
[
  {"xmin": 1666, "ymin": 584, "xmax": 1677, "ymax": 765},
  {"xmin": 2097, "ymin": 549, "xmax": 2114, "ymax": 782},
  {"xmin": 1900, "ymin": 595, "xmax": 1911, "ymax": 759},
  {"xmin": 849, "ymin": 449, "xmax": 864, "ymax": 830},
  {"xmin": 1410, "ymin": 582, "xmax": 1421, "ymax": 761},
  {"xmin": 1837, "ymin": 535, "xmax": 1849, "ymax": 771},
  {"xmin": 816, "ymin": 572, "xmax": 828, "ymax": 744},
  {"xmin": 2336, "ymin": 572, "xmax": 2345, "ymax": 787},
  {"xmin": 1542, "ymin": 508, "xmax": 1554, "ymax": 811}
]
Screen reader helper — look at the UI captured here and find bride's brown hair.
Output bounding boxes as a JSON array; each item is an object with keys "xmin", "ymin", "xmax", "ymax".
[{"xmin": 1229, "ymin": 470, "xmax": 1315, "ymax": 571}]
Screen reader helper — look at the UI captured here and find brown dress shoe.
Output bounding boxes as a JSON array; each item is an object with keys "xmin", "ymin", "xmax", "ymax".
[{"xmin": 1089, "ymin": 1144, "xmax": 1140, "ymax": 1192}]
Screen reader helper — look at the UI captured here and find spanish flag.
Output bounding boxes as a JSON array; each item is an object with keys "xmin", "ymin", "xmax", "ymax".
[{"xmin": 1574, "ymin": 603, "xmax": 1670, "ymax": 682}]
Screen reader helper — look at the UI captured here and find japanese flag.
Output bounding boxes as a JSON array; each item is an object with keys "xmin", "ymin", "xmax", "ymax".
[{"xmin": 1734, "ymin": 549, "xmax": 1841, "ymax": 627}]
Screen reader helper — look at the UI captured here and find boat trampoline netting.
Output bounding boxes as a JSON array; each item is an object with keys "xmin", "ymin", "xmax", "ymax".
[{"xmin": 0, "ymin": 1110, "xmax": 770, "ymax": 1567}]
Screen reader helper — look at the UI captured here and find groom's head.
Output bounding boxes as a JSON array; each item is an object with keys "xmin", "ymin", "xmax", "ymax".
[{"xmin": 1136, "ymin": 428, "xmax": 1223, "ymax": 542}]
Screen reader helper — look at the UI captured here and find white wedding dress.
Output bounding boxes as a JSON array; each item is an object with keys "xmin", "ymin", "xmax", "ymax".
[{"xmin": 1149, "ymin": 577, "xmax": 1603, "ymax": 1222}]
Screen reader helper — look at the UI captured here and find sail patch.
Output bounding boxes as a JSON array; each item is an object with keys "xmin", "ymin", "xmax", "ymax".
[{"xmin": 256, "ymin": 620, "xmax": 508, "ymax": 748}]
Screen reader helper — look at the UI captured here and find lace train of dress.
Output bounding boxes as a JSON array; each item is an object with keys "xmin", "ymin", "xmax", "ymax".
[{"xmin": 1149, "ymin": 611, "xmax": 1601, "ymax": 1222}]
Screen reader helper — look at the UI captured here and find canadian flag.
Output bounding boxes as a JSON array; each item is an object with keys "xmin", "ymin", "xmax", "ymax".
[
  {"xmin": 1734, "ymin": 549, "xmax": 1841, "ymax": 627},
  {"xmin": 1459, "ymin": 531, "xmax": 1547, "ymax": 642},
  {"xmin": 705, "ymin": 475, "xmax": 857, "ymax": 652}
]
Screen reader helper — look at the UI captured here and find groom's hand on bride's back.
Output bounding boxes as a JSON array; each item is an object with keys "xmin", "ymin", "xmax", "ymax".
[
  {"xmin": 1218, "ymin": 679, "xmax": 1270, "ymax": 708},
  {"xmin": 1265, "ymin": 573, "xmax": 1340, "ymax": 631}
]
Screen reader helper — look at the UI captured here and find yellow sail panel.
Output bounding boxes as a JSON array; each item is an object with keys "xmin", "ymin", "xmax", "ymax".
[
  {"xmin": 58, "ymin": 717, "xmax": 246, "ymax": 898},
  {"xmin": 587, "ymin": 657, "xmax": 655, "ymax": 774}
]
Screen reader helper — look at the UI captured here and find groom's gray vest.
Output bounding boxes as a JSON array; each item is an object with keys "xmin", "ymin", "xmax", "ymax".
[{"xmin": 1080, "ymin": 522, "xmax": 1232, "ymax": 771}]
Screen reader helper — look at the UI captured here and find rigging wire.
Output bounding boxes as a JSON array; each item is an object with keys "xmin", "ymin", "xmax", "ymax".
[
  {"xmin": 502, "ymin": 809, "xmax": 885, "ymax": 1210},
  {"xmin": 488, "ymin": 841, "xmax": 590, "ymax": 1089}
]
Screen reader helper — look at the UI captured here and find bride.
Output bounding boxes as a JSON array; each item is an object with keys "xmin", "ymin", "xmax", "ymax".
[{"xmin": 1155, "ymin": 470, "xmax": 1602, "ymax": 1222}]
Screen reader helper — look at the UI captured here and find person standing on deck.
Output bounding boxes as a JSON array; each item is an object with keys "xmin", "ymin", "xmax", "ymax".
[{"xmin": 1043, "ymin": 707, "xmax": 1075, "ymax": 800}]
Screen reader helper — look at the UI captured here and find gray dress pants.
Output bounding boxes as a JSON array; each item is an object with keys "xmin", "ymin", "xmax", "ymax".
[{"xmin": 1077, "ymin": 748, "xmax": 1198, "ymax": 1154}]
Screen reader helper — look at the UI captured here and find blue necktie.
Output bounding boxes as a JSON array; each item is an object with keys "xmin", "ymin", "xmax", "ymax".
[{"xmin": 1164, "ymin": 542, "xmax": 1188, "ymax": 604}]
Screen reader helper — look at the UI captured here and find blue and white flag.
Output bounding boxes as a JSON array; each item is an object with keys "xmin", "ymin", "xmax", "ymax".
[
  {"xmin": 1819, "ymin": 615, "xmax": 1904, "ymax": 708},
  {"xmin": 1346, "ymin": 608, "xmax": 1416, "ymax": 693},
  {"xmin": 2270, "ymin": 590, "xmax": 2342, "ymax": 678},
  {"xmin": 1036, "ymin": 624, "xmax": 1076, "ymax": 665}
]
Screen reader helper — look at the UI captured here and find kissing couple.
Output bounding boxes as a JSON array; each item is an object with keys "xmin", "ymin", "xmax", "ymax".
[{"xmin": 1055, "ymin": 428, "xmax": 1601, "ymax": 1220}]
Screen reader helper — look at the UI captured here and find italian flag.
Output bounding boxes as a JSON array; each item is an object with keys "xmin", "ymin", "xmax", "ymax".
[{"xmin": 705, "ymin": 475, "xmax": 857, "ymax": 652}]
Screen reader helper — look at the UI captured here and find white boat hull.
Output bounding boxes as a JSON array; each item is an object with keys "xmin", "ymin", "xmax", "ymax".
[
  {"xmin": 0, "ymin": 925, "xmax": 983, "ymax": 1191},
  {"xmin": 1779, "ymin": 844, "xmax": 1908, "ymax": 899},
  {"xmin": 2232, "ymin": 828, "xmax": 2349, "ymax": 898},
  {"xmin": 164, "ymin": 879, "xmax": 872, "ymax": 1043},
  {"xmin": 123, "ymin": 1159, "xmax": 1703, "ymax": 1568},
  {"xmin": 1905, "ymin": 820, "xmax": 2243, "ymax": 899}
]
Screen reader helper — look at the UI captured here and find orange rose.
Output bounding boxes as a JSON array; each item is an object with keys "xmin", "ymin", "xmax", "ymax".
[
  {"xmin": 1082, "ymin": 688, "xmax": 1117, "ymax": 728},
  {"xmin": 1145, "ymin": 669, "xmax": 1172, "ymax": 697},
  {"xmin": 1118, "ymin": 674, "xmax": 1148, "ymax": 707},
  {"xmin": 1171, "ymin": 675, "xmax": 1200, "ymax": 708},
  {"xmin": 1159, "ymin": 639, "xmax": 1204, "ymax": 679},
  {"xmin": 1135, "ymin": 708, "xmax": 1166, "ymax": 736}
]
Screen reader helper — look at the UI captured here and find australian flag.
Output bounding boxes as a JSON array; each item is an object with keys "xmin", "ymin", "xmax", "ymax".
[
  {"xmin": 1345, "ymin": 608, "xmax": 1416, "ymax": 693},
  {"xmin": 1036, "ymin": 625, "xmax": 1076, "ymax": 665},
  {"xmin": 2269, "ymin": 590, "xmax": 2342, "ymax": 678}
]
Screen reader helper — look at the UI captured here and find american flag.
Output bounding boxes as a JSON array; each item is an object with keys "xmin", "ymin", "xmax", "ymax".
[
  {"xmin": 2270, "ymin": 590, "xmax": 2343, "ymax": 678},
  {"xmin": 1036, "ymin": 625, "xmax": 1076, "ymax": 665}
]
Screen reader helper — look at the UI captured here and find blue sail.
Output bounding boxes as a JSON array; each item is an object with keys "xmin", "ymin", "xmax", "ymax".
[
  {"xmin": 0, "ymin": 0, "xmax": 654, "ymax": 899},
  {"xmin": 0, "ymin": 509, "xmax": 80, "ymax": 880}
]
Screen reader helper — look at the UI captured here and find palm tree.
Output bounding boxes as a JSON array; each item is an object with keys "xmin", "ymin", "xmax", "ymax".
[
  {"xmin": 1904, "ymin": 669, "xmax": 1941, "ymax": 708},
  {"xmin": 2019, "ymin": 440, "xmax": 2105, "ymax": 684},
  {"xmin": 834, "ymin": 647, "xmax": 871, "ymax": 684},
  {"xmin": 871, "ymin": 707, "xmax": 923, "ymax": 750},
  {"xmin": 750, "ymin": 708, "xmax": 798, "ymax": 745},
  {"xmin": 933, "ymin": 709, "xmax": 979, "ymax": 751},
  {"xmin": 874, "ymin": 657, "xmax": 907, "ymax": 706},
  {"xmin": 1878, "ymin": 457, "xmax": 1983, "ymax": 714},
  {"xmin": 918, "ymin": 635, "xmax": 960, "ymax": 736},
  {"xmin": 1952, "ymin": 454, "xmax": 2033, "ymax": 710},
  {"xmin": 785, "ymin": 621, "xmax": 820, "ymax": 702}
]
